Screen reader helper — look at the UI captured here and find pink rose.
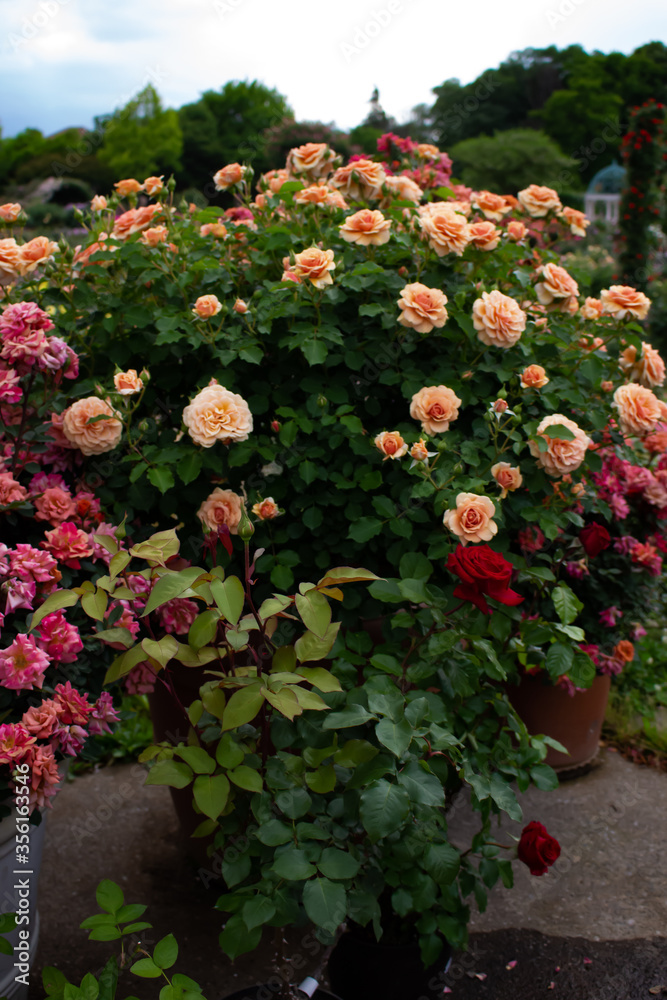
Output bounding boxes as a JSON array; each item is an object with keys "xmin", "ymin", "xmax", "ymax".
[{"xmin": 33, "ymin": 487, "xmax": 76, "ymax": 525}]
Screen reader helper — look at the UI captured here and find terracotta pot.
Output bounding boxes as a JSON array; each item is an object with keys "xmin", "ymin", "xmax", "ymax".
[
  {"xmin": 328, "ymin": 928, "xmax": 452, "ymax": 1000},
  {"xmin": 505, "ymin": 672, "xmax": 611, "ymax": 771}
]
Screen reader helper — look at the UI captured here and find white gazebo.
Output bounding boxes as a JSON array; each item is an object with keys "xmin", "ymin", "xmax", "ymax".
[{"xmin": 584, "ymin": 162, "xmax": 627, "ymax": 226}]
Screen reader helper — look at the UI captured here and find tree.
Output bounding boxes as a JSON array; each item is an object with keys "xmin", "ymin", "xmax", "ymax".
[
  {"xmin": 448, "ymin": 129, "xmax": 578, "ymax": 194},
  {"xmin": 98, "ymin": 84, "xmax": 183, "ymax": 180},
  {"xmin": 178, "ymin": 80, "xmax": 292, "ymax": 189},
  {"xmin": 349, "ymin": 89, "xmax": 397, "ymax": 154}
]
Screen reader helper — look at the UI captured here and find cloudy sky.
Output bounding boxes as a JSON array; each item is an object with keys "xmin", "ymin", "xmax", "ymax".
[{"xmin": 1, "ymin": 0, "xmax": 666, "ymax": 137}]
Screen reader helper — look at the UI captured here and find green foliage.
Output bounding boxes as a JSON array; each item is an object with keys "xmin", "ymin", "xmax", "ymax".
[
  {"xmin": 98, "ymin": 84, "xmax": 183, "ymax": 178},
  {"xmin": 450, "ymin": 128, "xmax": 578, "ymax": 192}
]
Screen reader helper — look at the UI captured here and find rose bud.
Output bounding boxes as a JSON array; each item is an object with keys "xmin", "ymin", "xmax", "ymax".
[
  {"xmin": 518, "ymin": 821, "xmax": 561, "ymax": 876},
  {"xmin": 252, "ymin": 497, "xmax": 280, "ymax": 520},
  {"xmin": 579, "ymin": 522, "xmax": 611, "ymax": 558},
  {"xmin": 270, "ymin": 420, "xmax": 281, "ymax": 433},
  {"xmin": 233, "ymin": 298, "xmax": 248, "ymax": 315}
]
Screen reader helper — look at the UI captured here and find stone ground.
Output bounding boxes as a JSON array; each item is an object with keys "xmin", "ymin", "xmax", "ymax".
[{"xmin": 25, "ymin": 748, "xmax": 667, "ymax": 1000}]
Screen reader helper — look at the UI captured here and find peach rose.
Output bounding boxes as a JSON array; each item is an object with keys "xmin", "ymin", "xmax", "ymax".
[
  {"xmin": 90, "ymin": 195, "xmax": 107, "ymax": 212},
  {"xmin": 491, "ymin": 462, "xmax": 523, "ymax": 498},
  {"xmin": 374, "ymin": 431, "xmax": 408, "ymax": 461},
  {"xmin": 601, "ymin": 285, "xmax": 651, "ymax": 321},
  {"xmin": 286, "ymin": 143, "xmax": 336, "ymax": 179},
  {"xmin": 141, "ymin": 225, "xmax": 169, "ymax": 247},
  {"xmin": 517, "ymin": 184, "xmax": 562, "ymax": 217},
  {"xmin": 114, "ymin": 178, "xmax": 142, "ymax": 197},
  {"xmin": 645, "ymin": 428, "xmax": 667, "ymax": 453},
  {"xmin": 410, "ymin": 385, "xmax": 461, "ymax": 434},
  {"xmin": 18, "ymin": 237, "xmax": 58, "ymax": 275},
  {"xmin": 339, "ymin": 209, "xmax": 391, "ymax": 246},
  {"xmin": 472, "ymin": 290, "xmax": 526, "ymax": 349},
  {"xmin": 213, "ymin": 163, "xmax": 245, "ymax": 191},
  {"xmin": 200, "ymin": 222, "xmax": 227, "ymax": 238},
  {"xmin": 183, "ymin": 382, "xmax": 253, "ymax": 447},
  {"xmin": 410, "ymin": 439, "xmax": 429, "ymax": 462},
  {"xmin": 468, "ymin": 220, "xmax": 501, "ymax": 251},
  {"xmin": 0, "ymin": 203, "xmax": 22, "ymax": 223},
  {"xmin": 233, "ymin": 298, "xmax": 248, "ymax": 315},
  {"xmin": 619, "ymin": 342, "xmax": 665, "ymax": 388},
  {"xmin": 600, "ymin": 381, "xmax": 614, "ymax": 393},
  {"xmin": 559, "ymin": 206, "xmax": 589, "ymax": 236},
  {"xmin": 143, "ymin": 176, "xmax": 164, "ymax": 196},
  {"xmin": 534, "ymin": 263, "xmax": 579, "ymax": 308},
  {"xmin": 528, "ymin": 414, "xmax": 591, "ymax": 476},
  {"xmin": 419, "ymin": 204, "xmax": 470, "ymax": 257},
  {"xmin": 33, "ymin": 487, "xmax": 76, "ymax": 526},
  {"xmin": 112, "ymin": 204, "xmax": 162, "ymax": 239},
  {"xmin": 471, "ymin": 191, "xmax": 511, "ymax": 222},
  {"xmin": 294, "ymin": 185, "xmax": 330, "ymax": 206},
  {"xmin": 520, "ymin": 364, "xmax": 549, "ymax": 389},
  {"xmin": 197, "ymin": 488, "xmax": 243, "ymax": 533},
  {"xmin": 447, "ymin": 200, "xmax": 472, "ymax": 218},
  {"xmin": 506, "ymin": 220, "xmax": 528, "ymax": 242},
  {"xmin": 62, "ymin": 397, "xmax": 123, "ymax": 456},
  {"xmin": 192, "ymin": 295, "xmax": 222, "ymax": 319},
  {"xmin": 324, "ymin": 188, "xmax": 348, "ymax": 210},
  {"xmin": 612, "ymin": 383, "xmax": 661, "ymax": 436},
  {"xmin": 290, "ymin": 247, "xmax": 336, "ymax": 288},
  {"xmin": 252, "ymin": 497, "xmax": 280, "ymax": 520},
  {"xmin": 613, "ymin": 640, "xmax": 634, "ymax": 663},
  {"xmin": 72, "ymin": 239, "xmax": 115, "ymax": 270},
  {"xmin": 259, "ymin": 168, "xmax": 290, "ymax": 193},
  {"xmin": 581, "ymin": 297, "xmax": 604, "ymax": 320},
  {"xmin": 444, "ymin": 493, "xmax": 498, "ymax": 545},
  {"xmin": 330, "ymin": 159, "xmax": 387, "ymax": 200},
  {"xmin": 0, "ymin": 238, "xmax": 21, "ymax": 282},
  {"xmin": 397, "ymin": 283, "xmax": 448, "ymax": 334},
  {"xmin": 382, "ymin": 175, "xmax": 423, "ymax": 204},
  {"xmin": 114, "ymin": 370, "xmax": 144, "ymax": 395},
  {"xmin": 415, "ymin": 144, "xmax": 441, "ymax": 159}
]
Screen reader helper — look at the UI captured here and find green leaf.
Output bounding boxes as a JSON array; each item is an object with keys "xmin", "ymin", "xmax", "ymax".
[
  {"xmin": 95, "ymin": 879, "xmax": 124, "ymax": 914},
  {"xmin": 348, "ymin": 517, "xmax": 383, "ymax": 543},
  {"xmin": 317, "ymin": 848, "xmax": 360, "ymax": 880},
  {"xmin": 220, "ymin": 683, "xmax": 264, "ymax": 731},
  {"xmin": 141, "ymin": 635, "xmax": 179, "ymax": 669},
  {"xmin": 259, "ymin": 595, "xmax": 292, "ymax": 620},
  {"xmin": 256, "ymin": 819, "xmax": 293, "ymax": 846},
  {"xmin": 322, "ymin": 704, "xmax": 376, "ymax": 729},
  {"xmin": 399, "ymin": 552, "xmax": 433, "ymax": 581},
  {"xmin": 147, "ymin": 466, "xmax": 175, "ymax": 492},
  {"xmin": 145, "ymin": 760, "xmax": 193, "ymax": 789},
  {"xmin": 530, "ymin": 764, "xmax": 559, "ymax": 791},
  {"xmin": 130, "ymin": 957, "xmax": 162, "ymax": 979},
  {"xmin": 193, "ymin": 773, "xmax": 230, "ymax": 820},
  {"xmin": 545, "ymin": 642, "xmax": 574, "ymax": 677},
  {"xmin": 242, "ymin": 897, "xmax": 276, "ymax": 932},
  {"xmin": 542, "ymin": 422, "xmax": 575, "ymax": 440},
  {"xmin": 89, "ymin": 627, "xmax": 134, "ymax": 648},
  {"xmin": 423, "ymin": 843, "xmax": 460, "ymax": 885},
  {"xmin": 397, "ymin": 761, "xmax": 445, "ymax": 807},
  {"xmin": 153, "ymin": 934, "xmax": 178, "ymax": 971},
  {"xmin": 301, "ymin": 339, "xmax": 328, "ymax": 365},
  {"xmin": 228, "ymin": 765, "xmax": 263, "ymax": 793},
  {"xmin": 295, "ymin": 666, "xmax": 342, "ymax": 692},
  {"xmin": 295, "ymin": 589, "xmax": 332, "ymax": 639},
  {"xmin": 272, "ymin": 849, "xmax": 317, "ymax": 880},
  {"xmin": 359, "ymin": 780, "xmax": 410, "ymax": 841},
  {"xmin": 375, "ymin": 718, "xmax": 413, "ymax": 758},
  {"xmin": 219, "ymin": 915, "xmax": 262, "ymax": 960},
  {"xmin": 81, "ymin": 587, "xmax": 108, "ymax": 622},
  {"xmin": 333, "ymin": 740, "xmax": 378, "ymax": 767},
  {"xmin": 177, "ymin": 452, "xmax": 202, "ymax": 485},
  {"xmin": 552, "ymin": 584, "xmax": 583, "ymax": 626},
  {"xmin": 305, "ymin": 764, "xmax": 336, "ymax": 792},
  {"xmin": 302, "ymin": 878, "xmax": 347, "ymax": 935},
  {"xmin": 215, "ymin": 732, "xmax": 244, "ymax": 768},
  {"xmin": 188, "ymin": 609, "xmax": 221, "ymax": 650},
  {"xmin": 142, "ymin": 567, "xmax": 206, "ymax": 617},
  {"xmin": 109, "ymin": 550, "xmax": 131, "ymax": 580},
  {"xmin": 317, "ymin": 567, "xmax": 381, "ymax": 587},
  {"xmin": 488, "ymin": 772, "xmax": 522, "ymax": 821},
  {"xmin": 294, "ymin": 622, "xmax": 340, "ymax": 663},
  {"xmin": 174, "ymin": 746, "xmax": 216, "ymax": 774},
  {"xmin": 210, "ymin": 575, "xmax": 245, "ymax": 625}
]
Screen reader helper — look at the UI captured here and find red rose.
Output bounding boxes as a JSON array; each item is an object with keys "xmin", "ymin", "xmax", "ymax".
[
  {"xmin": 518, "ymin": 821, "xmax": 561, "ymax": 876},
  {"xmin": 579, "ymin": 522, "xmax": 611, "ymax": 558},
  {"xmin": 446, "ymin": 544, "xmax": 523, "ymax": 614}
]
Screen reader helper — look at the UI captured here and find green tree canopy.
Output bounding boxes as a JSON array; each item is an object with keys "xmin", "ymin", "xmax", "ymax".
[
  {"xmin": 98, "ymin": 84, "xmax": 183, "ymax": 180},
  {"xmin": 449, "ymin": 128, "xmax": 578, "ymax": 194}
]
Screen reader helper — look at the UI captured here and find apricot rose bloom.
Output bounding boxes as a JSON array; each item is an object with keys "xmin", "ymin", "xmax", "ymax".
[
  {"xmin": 339, "ymin": 209, "xmax": 391, "ymax": 246},
  {"xmin": 517, "ymin": 184, "xmax": 562, "ymax": 217},
  {"xmin": 62, "ymin": 397, "xmax": 123, "ymax": 456},
  {"xmin": 0, "ymin": 203, "xmax": 22, "ymax": 223},
  {"xmin": 18, "ymin": 237, "xmax": 58, "ymax": 275},
  {"xmin": 600, "ymin": 285, "xmax": 651, "ymax": 321},
  {"xmin": 444, "ymin": 493, "xmax": 498, "ymax": 545},
  {"xmin": 290, "ymin": 247, "xmax": 336, "ymax": 288},
  {"xmin": 619, "ymin": 343, "xmax": 665, "ymax": 388},
  {"xmin": 506, "ymin": 220, "xmax": 528, "ymax": 242},
  {"xmin": 183, "ymin": 382, "xmax": 253, "ymax": 448},
  {"xmin": 382, "ymin": 175, "xmax": 423, "ymax": 204},
  {"xmin": 114, "ymin": 179, "xmax": 142, "ymax": 197},
  {"xmin": 192, "ymin": 295, "xmax": 222, "ymax": 319},
  {"xmin": 397, "ymin": 283, "xmax": 448, "ymax": 334},
  {"xmin": 197, "ymin": 488, "xmax": 243, "ymax": 533},
  {"xmin": 520, "ymin": 364, "xmax": 549, "ymax": 389},
  {"xmin": 472, "ymin": 290, "xmax": 526, "ymax": 348},
  {"xmin": 213, "ymin": 163, "xmax": 245, "ymax": 191},
  {"xmin": 468, "ymin": 221, "xmax": 501, "ymax": 251},
  {"xmin": 534, "ymin": 263, "xmax": 579, "ymax": 309},
  {"xmin": 294, "ymin": 185, "xmax": 331, "ymax": 206},
  {"xmin": 410, "ymin": 385, "xmax": 461, "ymax": 434},
  {"xmin": 286, "ymin": 143, "xmax": 335, "ymax": 179},
  {"xmin": 374, "ymin": 431, "xmax": 408, "ymax": 461},
  {"xmin": 491, "ymin": 462, "xmax": 523, "ymax": 498},
  {"xmin": 252, "ymin": 498, "xmax": 280, "ymax": 520},
  {"xmin": 330, "ymin": 159, "xmax": 387, "ymax": 200},
  {"xmin": 471, "ymin": 190, "xmax": 511, "ymax": 222},
  {"xmin": 0, "ymin": 238, "xmax": 21, "ymax": 283},
  {"xmin": 143, "ymin": 176, "xmax": 164, "ymax": 196},
  {"xmin": 90, "ymin": 195, "xmax": 108, "ymax": 212},
  {"xmin": 528, "ymin": 414, "xmax": 591, "ymax": 476},
  {"xmin": 114, "ymin": 370, "xmax": 144, "ymax": 395},
  {"xmin": 112, "ymin": 204, "xmax": 162, "ymax": 240},
  {"xmin": 581, "ymin": 297, "xmax": 604, "ymax": 320},
  {"xmin": 559, "ymin": 206, "xmax": 589, "ymax": 236},
  {"xmin": 612, "ymin": 383, "xmax": 662, "ymax": 437},
  {"xmin": 419, "ymin": 204, "xmax": 470, "ymax": 257}
]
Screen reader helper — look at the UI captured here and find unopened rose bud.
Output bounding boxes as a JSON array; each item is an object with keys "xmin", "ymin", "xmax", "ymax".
[
  {"xmin": 601, "ymin": 381, "xmax": 614, "ymax": 392},
  {"xmin": 237, "ymin": 504, "xmax": 255, "ymax": 541},
  {"xmin": 167, "ymin": 176, "xmax": 176, "ymax": 193},
  {"xmin": 138, "ymin": 420, "xmax": 151, "ymax": 433},
  {"xmin": 492, "ymin": 399, "xmax": 508, "ymax": 414},
  {"xmin": 410, "ymin": 439, "xmax": 429, "ymax": 462},
  {"xmin": 271, "ymin": 420, "xmax": 281, "ymax": 433},
  {"xmin": 233, "ymin": 298, "xmax": 248, "ymax": 315},
  {"xmin": 317, "ymin": 394, "xmax": 328, "ymax": 408},
  {"xmin": 462, "ymin": 370, "xmax": 474, "ymax": 379},
  {"xmin": 398, "ymin": 266, "xmax": 408, "ymax": 277}
]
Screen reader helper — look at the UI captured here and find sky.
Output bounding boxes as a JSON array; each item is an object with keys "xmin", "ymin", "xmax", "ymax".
[{"xmin": 1, "ymin": 0, "xmax": 666, "ymax": 138}]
